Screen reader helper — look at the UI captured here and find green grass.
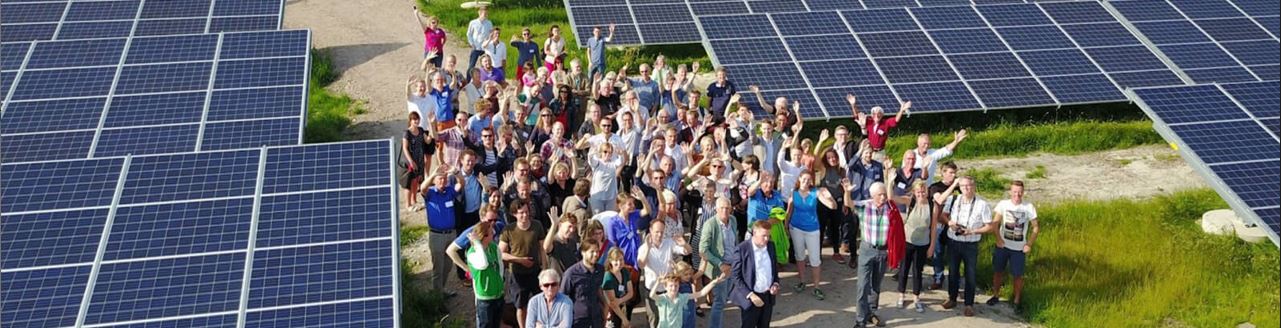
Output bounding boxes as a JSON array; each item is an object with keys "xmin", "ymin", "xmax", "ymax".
[
  {"xmin": 978, "ymin": 189, "xmax": 1279, "ymax": 328},
  {"xmin": 968, "ymin": 167, "xmax": 1012, "ymax": 200},
  {"xmin": 399, "ymin": 225, "xmax": 464, "ymax": 328},
  {"xmin": 1025, "ymin": 165, "xmax": 1047, "ymax": 180},
  {"xmin": 803, "ymin": 119, "xmax": 1162, "ymax": 161},
  {"xmin": 305, "ymin": 49, "xmax": 359, "ymax": 143},
  {"xmin": 415, "ymin": 0, "xmax": 709, "ymax": 78}
]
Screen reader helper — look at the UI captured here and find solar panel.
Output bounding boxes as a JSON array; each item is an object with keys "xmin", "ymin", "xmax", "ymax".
[
  {"xmin": 0, "ymin": 140, "xmax": 402, "ymax": 327},
  {"xmin": 0, "ymin": 0, "xmax": 283, "ymax": 44},
  {"xmin": 1109, "ymin": 0, "xmax": 1278, "ymax": 84},
  {"xmin": 1129, "ymin": 81, "xmax": 1281, "ymax": 245},
  {"xmin": 1, "ymin": 30, "xmax": 310, "ymax": 163}
]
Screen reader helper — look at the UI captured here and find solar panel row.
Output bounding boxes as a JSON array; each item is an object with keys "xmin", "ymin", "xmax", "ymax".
[
  {"xmin": 1110, "ymin": 0, "xmax": 1280, "ymax": 83},
  {"xmin": 1, "ymin": 30, "xmax": 310, "ymax": 163},
  {"xmin": 0, "ymin": 0, "xmax": 284, "ymax": 44},
  {"xmin": 1128, "ymin": 80, "xmax": 1280, "ymax": 245},
  {"xmin": 702, "ymin": 1, "xmax": 1193, "ymax": 117},
  {"xmin": 0, "ymin": 140, "xmax": 401, "ymax": 328}
]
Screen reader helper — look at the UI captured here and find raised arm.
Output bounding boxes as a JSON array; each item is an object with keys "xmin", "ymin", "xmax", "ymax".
[
  {"xmin": 943, "ymin": 129, "xmax": 968, "ymax": 153},
  {"xmin": 692, "ymin": 274, "xmax": 728, "ymax": 299},
  {"xmin": 605, "ymin": 24, "xmax": 616, "ymax": 42},
  {"xmin": 749, "ymin": 85, "xmax": 774, "ymax": 114},
  {"xmin": 413, "ymin": 6, "xmax": 427, "ymax": 30},
  {"xmin": 895, "ymin": 101, "xmax": 910, "ymax": 122},
  {"xmin": 542, "ymin": 207, "xmax": 561, "ymax": 254}
]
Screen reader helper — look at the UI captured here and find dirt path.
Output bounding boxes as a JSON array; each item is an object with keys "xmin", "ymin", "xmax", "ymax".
[{"xmin": 283, "ymin": 1, "xmax": 1201, "ymax": 327}]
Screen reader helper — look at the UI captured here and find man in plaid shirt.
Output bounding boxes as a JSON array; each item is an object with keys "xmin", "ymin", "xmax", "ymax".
[{"xmin": 843, "ymin": 164, "xmax": 897, "ymax": 328}]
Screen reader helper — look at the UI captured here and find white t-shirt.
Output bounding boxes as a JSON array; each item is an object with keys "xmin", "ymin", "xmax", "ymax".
[
  {"xmin": 641, "ymin": 238, "xmax": 688, "ymax": 291},
  {"xmin": 943, "ymin": 195, "xmax": 992, "ymax": 243},
  {"xmin": 588, "ymin": 154, "xmax": 622, "ymax": 199},
  {"xmin": 993, "ymin": 200, "xmax": 1037, "ymax": 251},
  {"xmin": 407, "ymin": 96, "xmax": 434, "ymax": 129}
]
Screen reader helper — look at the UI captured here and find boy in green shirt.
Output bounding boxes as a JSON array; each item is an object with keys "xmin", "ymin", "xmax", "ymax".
[
  {"xmin": 648, "ymin": 272, "xmax": 726, "ymax": 328},
  {"xmin": 455, "ymin": 220, "xmax": 504, "ymax": 328}
]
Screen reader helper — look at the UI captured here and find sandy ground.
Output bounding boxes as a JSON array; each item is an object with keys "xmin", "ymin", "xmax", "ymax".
[{"xmin": 283, "ymin": 1, "xmax": 1203, "ymax": 327}]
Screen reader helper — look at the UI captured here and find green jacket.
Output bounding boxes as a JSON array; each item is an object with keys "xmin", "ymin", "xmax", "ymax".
[{"xmin": 699, "ymin": 217, "xmax": 737, "ymax": 279}]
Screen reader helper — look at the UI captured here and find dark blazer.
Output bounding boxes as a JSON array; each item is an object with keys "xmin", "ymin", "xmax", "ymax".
[{"xmin": 731, "ymin": 239, "xmax": 779, "ymax": 309}]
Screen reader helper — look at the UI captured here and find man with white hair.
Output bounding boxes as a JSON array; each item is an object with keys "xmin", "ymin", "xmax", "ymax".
[
  {"xmin": 912, "ymin": 130, "xmax": 968, "ymax": 186},
  {"xmin": 939, "ymin": 176, "xmax": 997, "ymax": 317},
  {"xmin": 854, "ymin": 101, "xmax": 911, "ymax": 159},
  {"xmin": 527, "ymin": 269, "xmax": 574, "ymax": 328},
  {"xmin": 843, "ymin": 166, "xmax": 898, "ymax": 328}
]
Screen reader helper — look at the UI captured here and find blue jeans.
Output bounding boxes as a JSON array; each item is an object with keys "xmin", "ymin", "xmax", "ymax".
[
  {"xmin": 709, "ymin": 279, "xmax": 728, "ymax": 328},
  {"xmin": 855, "ymin": 243, "xmax": 887, "ymax": 324},
  {"xmin": 931, "ymin": 226, "xmax": 948, "ymax": 283},
  {"xmin": 947, "ymin": 240, "xmax": 979, "ymax": 306},
  {"xmin": 476, "ymin": 298, "xmax": 503, "ymax": 328},
  {"xmin": 589, "ymin": 64, "xmax": 606, "ymax": 81},
  {"xmin": 466, "ymin": 49, "xmax": 485, "ymax": 80}
]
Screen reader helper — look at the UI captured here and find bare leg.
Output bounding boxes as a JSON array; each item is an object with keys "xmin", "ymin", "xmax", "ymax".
[{"xmin": 1012, "ymin": 277, "xmax": 1024, "ymax": 304}]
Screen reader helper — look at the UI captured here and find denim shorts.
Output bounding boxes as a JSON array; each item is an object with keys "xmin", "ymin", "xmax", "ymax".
[{"xmin": 992, "ymin": 247, "xmax": 1026, "ymax": 277}]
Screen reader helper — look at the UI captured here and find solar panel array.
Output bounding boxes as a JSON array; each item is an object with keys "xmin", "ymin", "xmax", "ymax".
[
  {"xmin": 1, "ymin": 30, "xmax": 310, "ymax": 163},
  {"xmin": 1109, "ymin": 0, "xmax": 1279, "ymax": 83},
  {"xmin": 700, "ymin": 1, "xmax": 1201, "ymax": 117},
  {"xmin": 0, "ymin": 0, "xmax": 284, "ymax": 44},
  {"xmin": 0, "ymin": 140, "xmax": 401, "ymax": 328},
  {"xmin": 1128, "ymin": 80, "xmax": 1280, "ymax": 245}
]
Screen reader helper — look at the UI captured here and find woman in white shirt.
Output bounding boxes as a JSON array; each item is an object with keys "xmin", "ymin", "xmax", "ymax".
[{"xmin": 543, "ymin": 25, "xmax": 565, "ymax": 72}]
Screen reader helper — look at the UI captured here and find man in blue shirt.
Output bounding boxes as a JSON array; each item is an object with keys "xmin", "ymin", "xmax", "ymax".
[
  {"xmin": 586, "ymin": 25, "xmax": 614, "ymax": 81},
  {"xmin": 423, "ymin": 167, "xmax": 464, "ymax": 295},
  {"xmin": 746, "ymin": 174, "xmax": 786, "ymax": 225},
  {"xmin": 627, "ymin": 64, "xmax": 660, "ymax": 115},
  {"xmin": 511, "ymin": 27, "xmax": 541, "ymax": 82},
  {"xmin": 705, "ymin": 66, "xmax": 736, "ymax": 124}
]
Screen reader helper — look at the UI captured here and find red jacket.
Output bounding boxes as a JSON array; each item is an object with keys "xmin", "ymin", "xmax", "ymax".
[{"xmin": 886, "ymin": 201, "xmax": 907, "ymax": 269}]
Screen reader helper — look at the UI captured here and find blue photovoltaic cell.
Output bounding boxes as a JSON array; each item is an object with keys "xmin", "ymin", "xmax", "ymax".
[
  {"xmin": 1085, "ymin": 46, "xmax": 1168, "ymax": 72},
  {"xmin": 65, "ymin": 0, "xmax": 141, "ymax": 21},
  {"xmin": 214, "ymin": 0, "xmax": 282, "ymax": 16},
  {"xmin": 1109, "ymin": 70, "xmax": 1185, "ymax": 88},
  {"xmin": 0, "ymin": 2, "xmax": 65, "ymax": 24},
  {"xmin": 1231, "ymin": 0, "xmax": 1280, "ymax": 16},
  {"xmin": 1040, "ymin": 74, "xmax": 1124, "ymax": 103},
  {"xmin": 718, "ymin": 63, "xmax": 805, "ymax": 91},
  {"xmin": 1184, "ymin": 67, "xmax": 1258, "ymax": 83},
  {"xmin": 1, "ymin": 208, "xmax": 109, "ymax": 269},
  {"xmin": 748, "ymin": 0, "xmax": 807, "ymax": 13},
  {"xmin": 115, "ymin": 62, "xmax": 214, "ymax": 95},
  {"xmin": 1250, "ymin": 65, "xmax": 1279, "ymax": 80},
  {"xmin": 262, "ymin": 141, "xmax": 389, "ymax": 194},
  {"xmin": 245, "ymin": 298, "xmax": 395, "ymax": 328},
  {"xmin": 1, "ymin": 266, "xmax": 92, "ymax": 328},
  {"xmin": 1109, "ymin": 0, "xmax": 1184, "ymax": 22},
  {"xmin": 858, "ymin": 31, "xmax": 939, "ymax": 57},
  {"xmin": 1220, "ymin": 80, "xmax": 1280, "ymax": 118},
  {"xmin": 862, "ymin": 0, "xmax": 918, "ymax": 9},
  {"xmin": 891, "ymin": 81, "xmax": 981, "ymax": 112},
  {"xmin": 1220, "ymin": 40, "xmax": 1280, "ymax": 66},
  {"xmin": 996, "ymin": 25, "xmax": 1076, "ymax": 51},
  {"xmin": 1168, "ymin": 0, "xmax": 1242, "ymax": 19},
  {"xmin": 125, "ymin": 34, "xmax": 219, "ymax": 64},
  {"xmin": 709, "ymin": 38, "xmax": 790, "ymax": 65},
  {"xmin": 94, "ymin": 124, "xmax": 200, "ymax": 157},
  {"xmin": 201, "ymin": 118, "xmax": 301, "ymax": 151},
  {"xmin": 0, "ymin": 71, "xmax": 12, "ymax": 94},
  {"xmin": 969, "ymin": 78, "xmax": 1055, "ymax": 108},
  {"xmin": 806, "ymin": 0, "xmax": 864, "ymax": 11},
  {"xmin": 637, "ymin": 23, "xmax": 702, "ymax": 44},
  {"xmin": 1039, "ymin": 1, "xmax": 1113, "ymax": 24},
  {"xmin": 105, "ymin": 198, "xmax": 254, "ymax": 261},
  {"xmin": 105, "ymin": 92, "xmax": 207, "ymax": 127},
  {"xmin": 248, "ymin": 240, "xmax": 394, "ymax": 308},
  {"xmin": 10, "ymin": 66, "xmax": 116, "ymax": 100},
  {"xmin": 1168, "ymin": 121, "xmax": 1277, "ymax": 164},
  {"xmin": 256, "ymin": 188, "xmax": 392, "ymax": 248},
  {"xmin": 814, "ymin": 85, "xmax": 899, "ymax": 117},
  {"xmin": 103, "ymin": 314, "xmax": 238, "ymax": 328},
  {"xmin": 1158, "ymin": 43, "xmax": 1242, "ymax": 69},
  {"xmin": 0, "ymin": 157, "xmax": 122, "ymax": 213},
  {"xmin": 57, "ymin": 21, "xmax": 135, "ymax": 40},
  {"xmin": 0, "ymin": 24, "xmax": 57, "ymax": 43},
  {"xmin": 689, "ymin": 2, "xmax": 749, "ymax": 16},
  {"xmin": 1061, "ymin": 23, "xmax": 1141, "ymax": 47},
  {"xmin": 799, "ymin": 59, "xmax": 884, "ymax": 88},
  {"xmin": 699, "ymin": 15, "xmax": 775, "ymax": 40},
  {"xmin": 0, "ymin": 131, "xmax": 94, "ymax": 163},
  {"xmin": 139, "ymin": 0, "xmax": 211, "ymax": 19},
  {"xmin": 928, "ymin": 28, "xmax": 1009, "ymax": 54},
  {"xmin": 220, "ymin": 30, "xmax": 309, "ymax": 59},
  {"xmin": 843, "ymin": 8, "xmax": 919, "ymax": 33},
  {"xmin": 214, "ymin": 57, "xmax": 306, "ymax": 89},
  {"xmin": 975, "ymin": 4, "xmax": 1053, "ymax": 27},
  {"xmin": 25, "ymin": 39, "xmax": 126, "ymax": 70},
  {"xmin": 633, "ymin": 4, "xmax": 693, "ymax": 24},
  {"xmin": 1132, "ymin": 84, "xmax": 1247, "ymax": 124},
  {"xmin": 772, "ymin": 12, "xmax": 847, "ymax": 36},
  {"xmin": 1133, "ymin": 20, "xmax": 1212, "ymax": 44},
  {"xmin": 876, "ymin": 55, "xmax": 959, "ymax": 84},
  {"xmin": 1212, "ymin": 160, "xmax": 1281, "ymax": 209},
  {"xmin": 120, "ymin": 150, "xmax": 260, "ymax": 205},
  {"xmin": 210, "ymin": 15, "xmax": 283, "ymax": 33},
  {"xmin": 85, "ymin": 253, "xmax": 245, "ymax": 325},
  {"xmin": 911, "ymin": 6, "xmax": 986, "ymax": 30},
  {"xmin": 208, "ymin": 86, "xmax": 304, "ymax": 121},
  {"xmin": 1, "ymin": 43, "xmax": 27, "ymax": 69},
  {"xmin": 785, "ymin": 34, "xmax": 864, "ymax": 61},
  {"xmin": 134, "ymin": 18, "xmax": 207, "ymax": 37},
  {"xmin": 1253, "ymin": 16, "xmax": 1279, "ymax": 36},
  {"xmin": 568, "ymin": 5, "xmax": 632, "ymax": 26},
  {"xmin": 948, "ymin": 52, "xmax": 1031, "ymax": 80},
  {"xmin": 1, "ymin": 97, "xmax": 107, "ymax": 134},
  {"xmin": 1196, "ymin": 18, "xmax": 1273, "ymax": 42},
  {"xmin": 1018, "ymin": 49, "xmax": 1101, "ymax": 75},
  {"xmin": 0, "ymin": 153, "xmax": 121, "ymax": 215},
  {"xmin": 1255, "ymin": 207, "xmax": 1280, "ymax": 238},
  {"xmin": 1261, "ymin": 118, "xmax": 1281, "ymax": 135}
]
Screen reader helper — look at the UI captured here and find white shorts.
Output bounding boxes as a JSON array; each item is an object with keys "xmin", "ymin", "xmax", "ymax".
[{"xmin": 790, "ymin": 228, "xmax": 821, "ymax": 268}]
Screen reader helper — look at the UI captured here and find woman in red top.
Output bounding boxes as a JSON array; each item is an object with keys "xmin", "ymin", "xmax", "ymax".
[{"xmin": 415, "ymin": 10, "xmax": 447, "ymax": 68}]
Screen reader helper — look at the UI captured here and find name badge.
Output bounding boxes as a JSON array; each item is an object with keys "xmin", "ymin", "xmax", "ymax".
[{"xmin": 445, "ymin": 201, "xmax": 454, "ymax": 208}]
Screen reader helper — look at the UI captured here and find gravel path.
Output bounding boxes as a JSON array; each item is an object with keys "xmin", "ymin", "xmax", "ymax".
[{"xmin": 282, "ymin": 1, "xmax": 1199, "ymax": 327}]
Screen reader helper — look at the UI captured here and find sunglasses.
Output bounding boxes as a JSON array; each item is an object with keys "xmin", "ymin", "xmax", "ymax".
[
  {"xmin": 482, "ymin": 134, "xmax": 494, "ymax": 138},
  {"xmin": 542, "ymin": 282, "xmax": 559, "ymax": 288}
]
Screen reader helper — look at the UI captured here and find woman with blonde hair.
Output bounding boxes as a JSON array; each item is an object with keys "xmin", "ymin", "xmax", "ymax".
[{"xmin": 601, "ymin": 248, "xmax": 636, "ymax": 328}]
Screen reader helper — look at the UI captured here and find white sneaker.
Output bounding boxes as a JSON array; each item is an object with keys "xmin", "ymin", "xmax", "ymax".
[{"xmin": 896, "ymin": 297, "xmax": 906, "ymax": 308}]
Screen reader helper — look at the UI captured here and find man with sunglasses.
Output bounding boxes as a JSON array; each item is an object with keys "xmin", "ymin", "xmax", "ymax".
[{"xmin": 526, "ymin": 269, "xmax": 573, "ymax": 328}]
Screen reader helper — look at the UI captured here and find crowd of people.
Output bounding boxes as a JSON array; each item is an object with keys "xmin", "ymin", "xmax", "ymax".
[{"xmin": 405, "ymin": 5, "xmax": 1043, "ymax": 328}]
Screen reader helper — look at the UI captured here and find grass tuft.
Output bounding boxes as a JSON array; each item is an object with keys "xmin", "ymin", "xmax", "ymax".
[
  {"xmin": 1025, "ymin": 165, "xmax": 1047, "ymax": 179},
  {"xmin": 305, "ymin": 49, "xmax": 358, "ymax": 143},
  {"xmin": 400, "ymin": 224, "xmax": 464, "ymax": 327}
]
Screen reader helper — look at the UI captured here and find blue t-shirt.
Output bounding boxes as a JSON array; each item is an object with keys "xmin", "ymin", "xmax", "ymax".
[
  {"xmin": 424, "ymin": 186, "xmax": 458, "ymax": 230},
  {"xmin": 511, "ymin": 40, "xmax": 540, "ymax": 66},
  {"xmin": 587, "ymin": 37, "xmax": 607, "ymax": 66},
  {"xmin": 467, "ymin": 115, "xmax": 493, "ymax": 140},
  {"xmin": 630, "ymin": 78, "xmax": 659, "ymax": 112},
  {"xmin": 430, "ymin": 87, "xmax": 455, "ymax": 122},
  {"xmin": 790, "ymin": 189, "xmax": 820, "ymax": 232},
  {"xmin": 453, "ymin": 220, "xmax": 507, "ymax": 249},
  {"xmin": 600, "ymin": 211, "xmax": 647, "ymax": 267},
  {"xmin": 748, "ymin": 190, "xmax": 786, "ymax": 223}
]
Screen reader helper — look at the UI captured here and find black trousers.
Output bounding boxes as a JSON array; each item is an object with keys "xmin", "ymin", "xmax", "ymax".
[
  {"xmin": 741, "ymin": 292, "xmax": 775, "ymax": 328},
  {"xmin": 818, "ymin": 203, "xmax": 843, "ymax": 251},
  {"xmin": 896, "ymin": 243, "xmax": 929, "ymax": 295},
  {"xmin": 455, "ymin": 210, "xmax": 480, "ymax": 279}
]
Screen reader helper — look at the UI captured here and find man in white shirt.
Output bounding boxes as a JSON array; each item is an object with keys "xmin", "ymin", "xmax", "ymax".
[
  {"xmin": 732, "ymin": 220, "xmax": 780, "ymax": 328},
  {"xmin": 637, "ymin": 219, "xmax": 690, "ymax": 327},
  {"xmin": 987, "ymin": 180, "xmax": 1039, "ymax": 310},
  {"xmin": 912, "ymin": 130, "xmax": 968, "ymax": 186},
  {"xmin": 939, "ymin": 176, "xmax": 997, "ymax": 317},
  {"xmin": 465, "ymin": 6, "xmax": 493, "ymax": 80},
  {"xmin": 481, "ymin": 28, "xmax": 507, "ymax": 70}
]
